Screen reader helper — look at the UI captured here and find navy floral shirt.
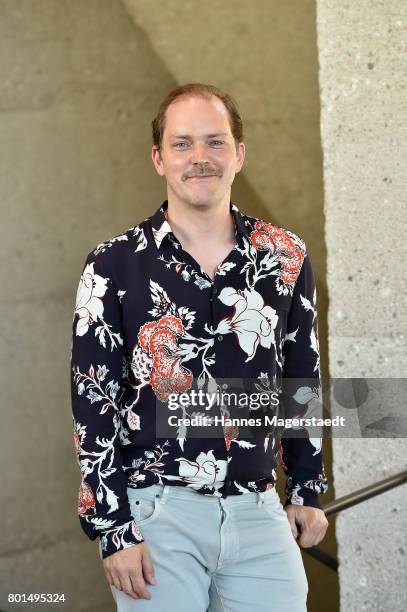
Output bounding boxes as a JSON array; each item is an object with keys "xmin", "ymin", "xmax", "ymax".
[{"xmin": 70, "ymin": 200, "xmax": 328, "ymax": 559}]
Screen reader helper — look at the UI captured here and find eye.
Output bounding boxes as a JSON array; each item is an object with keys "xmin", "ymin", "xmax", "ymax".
[
  {"xmin": 209, "ymin": 140, "xmax": 224, "ymax": 146},
  {"xmin": 174, "ymin": 142, "xmax": 190, "ymax": 149}
]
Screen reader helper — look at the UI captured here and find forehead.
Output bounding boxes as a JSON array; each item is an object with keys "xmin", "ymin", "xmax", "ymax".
[{"xmin": 164, "ymin": 95, "xmax": 231, "ymax": 137}]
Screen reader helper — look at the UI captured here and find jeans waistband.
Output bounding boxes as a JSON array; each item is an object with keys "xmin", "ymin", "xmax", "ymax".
[{"xmin": 127, "ymin": 482, "xmax": 278, "ymax": 507}]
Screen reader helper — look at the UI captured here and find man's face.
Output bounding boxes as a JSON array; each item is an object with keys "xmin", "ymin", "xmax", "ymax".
[{"xmin": 151, "ymin": 95, "xmax": 245, "ymax": 208}]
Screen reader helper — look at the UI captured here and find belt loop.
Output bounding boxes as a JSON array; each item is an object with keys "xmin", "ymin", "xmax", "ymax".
[
  {"xmin": 256, "ymin": 491, "xmax": 263, "ymax": 507},
  {"xmin": 160, "ymin": 484, "xmax": 170, "ymax": 504}
]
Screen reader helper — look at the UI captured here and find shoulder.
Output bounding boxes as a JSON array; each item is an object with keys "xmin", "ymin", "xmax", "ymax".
[
  {"xmin": 90, "ymin": 216, "xmax": 151, "ymax": 258},
  {"xmin": 79, "ymin": 216, "xmax": 152, "ymax": 290},
  {"xmin": 83, "ymin": 214, "xmax": 153, "ymax": 268},
  {"xmin": 240, "ymin": 209, "xmax": 308, "ymax": 256},
  {"xmin": 237, "ymin": 209, "xmax": 310, "ymax": 291}
]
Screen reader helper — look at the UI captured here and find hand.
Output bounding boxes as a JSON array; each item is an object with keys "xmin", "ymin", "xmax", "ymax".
[
  {"xmin": 102, "ymin": 542, "xmax": 156, "ymax": 600},
  {"xmin": 284, "ymin": 504, "xmax": 329, "ymax": 548}
]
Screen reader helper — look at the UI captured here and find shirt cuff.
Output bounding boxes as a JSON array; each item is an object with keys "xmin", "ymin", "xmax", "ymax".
[
  {"xmin": 284, "ymin": 486, "xmax": 322, "ymax": 509},
  {"xmin": 99, "ymin": 519, "xmax": 144, "ymax": 560}
]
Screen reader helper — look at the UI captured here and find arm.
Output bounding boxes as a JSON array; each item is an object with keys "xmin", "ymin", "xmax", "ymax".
[
  {"xmin": 280, "ymin": 248, "xmax": 328, "ymax": 509},
  {"xmin": 70, "ymin": 249, "xmax": 144, "ymax": 559}
]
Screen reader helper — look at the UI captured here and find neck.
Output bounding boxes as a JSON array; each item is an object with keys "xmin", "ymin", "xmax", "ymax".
[{"xmin": 164, "ymin": 196, "xmax": 236, "ymax": 248}]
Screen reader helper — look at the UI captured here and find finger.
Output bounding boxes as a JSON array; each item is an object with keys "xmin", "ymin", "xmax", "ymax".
[
  {"xmin": 104, "ymin": 569, "xmax": 114, "ymax": 587},
  {"xmin": 298, "ymin": 522, "xmax": 320, "ymax": 548},
  {"xmin": 111, "ymin": 572, "xmax": 123, "ymax": 593},
  {"xmin": 312, "ymin": 531, "xmax": 324, "ymax": 547},
  {"xmin": 121, "ymin": 574, "xmax": 140, "ymax": 600},
  {"xmin": 314, "ymin": 521, "xmax": 329, "ymax": 545},
  {"xmin": 130, "ymin": 571, "xmax": 151, "ymax": 600},
  {"xmin": 285, "ymin": 509, "xmax": 298, "ymax": 539},
  {"xmin": 142, "ymin": 549, "xmax": 156, "ymax": 585},
  {"xmin": 290, "ymin": 520, "xmax": 299, "ymax": 539},
  {"xmin": 298, "ymin": 531, "xmax": 313, "ymax": 548}
]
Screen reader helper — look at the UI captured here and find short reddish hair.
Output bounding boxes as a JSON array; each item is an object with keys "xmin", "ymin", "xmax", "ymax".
[{"xmin": 151, "ymin": 83, "xmax": 244, "ymax": 152}]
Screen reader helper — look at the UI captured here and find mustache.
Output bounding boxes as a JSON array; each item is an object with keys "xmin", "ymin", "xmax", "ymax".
[{"xmin": 182, "ymin": 167, "xmax": 222, "ymax": 181}]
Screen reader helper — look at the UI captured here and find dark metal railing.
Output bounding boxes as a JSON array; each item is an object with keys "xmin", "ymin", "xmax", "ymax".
[{"xmin": 303, "ymin": 469, "xmax": 407, "ymax": 571}]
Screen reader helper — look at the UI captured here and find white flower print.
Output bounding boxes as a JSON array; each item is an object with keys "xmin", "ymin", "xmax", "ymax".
[
  {"xmin": 117, "ymin": 290, "xmax": 126, "ymax": 303},
  {"xmin": 290, "ymin": 385, "xmax": 323, "ymax": 455},
  {"xmin": 72, "ymin": 363, "xmax": 123, "ymax": 416},
  {"xmin": 74, "ymin": 262, "xmax": 123, "ymax": 351},
  {"xmin": 163, "ymin": 450, "xmax": 228, "ymax": 491},
  {"xmin": 133, "ymin": 226, "xmax": 147, "ymax": 253},
  {"xmin": 73, "ymin": 414, "xmax": 122, "ymax": 516},
  {"xmin": 74, "ymin": 262, "xmax": 107, "ymax": 336},
  {"xmin": 300, "ymin": 287, "xmax": 320, "ymax": 372},
  {"xmin": 177, "ymin": 450, "xmax": 227, "ymax": 490},
  {"xmin": 100, "ymin": 520, "xmax": 143, "ymax": 555},
  {"xmin": 287, "ymin": 482, "xmax": 304, "ymax": 505},
  {"xmin": 214, "ymin": 287, "xmax": 279, "ymax": 362},
  {"xmin": 157, "ymin": 254, "xmax": 212, "ymax": 290},
  {"xmin": 93, "ymin": 232, "xmax": 129, "ymax": 256},
  {"xmin": 127, "ymin": 442, "xmax": 171, "ymax": 485},
  {"xmin": 152, "ymin": 219, "xmax": 173, "ymax": 249}
]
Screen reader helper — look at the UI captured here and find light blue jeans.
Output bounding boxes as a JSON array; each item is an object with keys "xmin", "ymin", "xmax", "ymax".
[{"xmin": 99, "ymin": 483, "xmax": 308, "ymax": 611}]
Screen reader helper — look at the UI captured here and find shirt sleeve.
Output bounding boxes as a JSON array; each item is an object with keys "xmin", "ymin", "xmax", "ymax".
[
  {"xmin": 279, "ymin": 247, "xmax": 329, "ymax": 509},
  {"xmin": 70, "ymin": 249, "xmax": 144, "ymax": 559}
]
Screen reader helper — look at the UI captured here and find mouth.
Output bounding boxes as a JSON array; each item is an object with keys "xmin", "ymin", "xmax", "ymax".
[{"xmin": 188, "ymin": 175, "xmax": 217, "ymax": 180}]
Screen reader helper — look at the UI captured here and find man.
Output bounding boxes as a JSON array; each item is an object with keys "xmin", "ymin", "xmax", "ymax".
[{"xmin": 70, "ymin": 83, "xmax": 329, "ymax": 611}]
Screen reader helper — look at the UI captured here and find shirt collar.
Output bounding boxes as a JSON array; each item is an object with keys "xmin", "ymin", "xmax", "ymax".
[{"xmin": 151, "ymin": 200, "xmax": 250, "ymax": 250}]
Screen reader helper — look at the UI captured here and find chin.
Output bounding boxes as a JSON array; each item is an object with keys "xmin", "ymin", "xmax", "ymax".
[
  {"xmin": 186, "ymin": 195, "xmax": 217, "ymax": 207},
  {"xmin": 187, "ymin": 187, "xmax": 224, "ymax": 205}
]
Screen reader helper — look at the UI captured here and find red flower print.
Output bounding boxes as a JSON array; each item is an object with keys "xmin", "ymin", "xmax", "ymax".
[
  {"xmin": 73, "ymin": 431, "xmax": 80, "ymax": 454},
  {"xmin": 149, "ymin": 328, "xmax": 178, "ymax": 354},
  {"xmin": 158, "ymin": 315, "xmax": 184, "ymax": 334},
  {"xmin": 138, "ymin": 321, "xmax": 158, "ymax": 353},
  {"xmin": 250, "ymin": 221, "xmax": 305, "ymax": 285},
  {"xmin": 138, "ymin": 315, "xmax": 193, "ymax": 401},
  {"xmin": 77, "ymin": 480, "xmax": 96, "ymax": 515},
  {"xmin": 224, "ymin": 425, "xmax": 239, "ymax": 451},
  {"xmin": 277, "ymin": 440, "xmax": 288, "ymax": 471}
]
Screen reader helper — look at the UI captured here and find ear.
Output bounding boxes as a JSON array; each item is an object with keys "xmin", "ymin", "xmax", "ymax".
[
  {"xmin": 151, "ymin": 145, "xmax": 165, "ymax": 177},
  {"xmin": 235, "ymin": 142, "xmax": 246, "ymax": 174}
]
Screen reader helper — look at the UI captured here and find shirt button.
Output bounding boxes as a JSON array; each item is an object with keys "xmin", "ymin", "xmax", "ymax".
[
  {"xmin": 217, "ymin": 335, "xmax": 223, "ymax": 342},
  {"xmin": 222, "ymin": 383, "xmax": 228, "ymax": 390},
  {"xmin": 227, "ymin": 480, "xmax": 232, "ymax": 486},
  {"xmin": 213, "ymin": 287, "xmax": 218, "ymax": 295}
]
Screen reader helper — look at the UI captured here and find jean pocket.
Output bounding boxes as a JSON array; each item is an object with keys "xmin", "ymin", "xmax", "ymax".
[
  {"xmin": 263, "ymin": 495, "xmax": 289, "ymax": 522},
  {"xmin": 128, "ymin": 488, "xmax": 161, "ymax": 526}
]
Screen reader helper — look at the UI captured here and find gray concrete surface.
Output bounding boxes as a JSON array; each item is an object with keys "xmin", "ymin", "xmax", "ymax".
[
  {"xmin": 0, "ymin": 1, "xmax": 169, "ymax": 610},
  {"xmin": 317, "ymin": 1, "xmax": 407, "ymax": 610}
]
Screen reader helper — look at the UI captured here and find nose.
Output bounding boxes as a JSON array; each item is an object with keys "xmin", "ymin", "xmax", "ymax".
[{"xmin": 191, "ymin": 142, "xmax": 210, "ymax": 165}]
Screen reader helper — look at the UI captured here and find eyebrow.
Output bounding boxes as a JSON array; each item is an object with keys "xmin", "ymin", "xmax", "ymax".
[{"xmin": 170, "ymin": 132, "xmax": 228, "ymax": 139}]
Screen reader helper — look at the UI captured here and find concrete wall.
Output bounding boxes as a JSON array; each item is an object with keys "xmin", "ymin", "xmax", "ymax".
[
  {"xmin": 317, "ymin": 1, "xmax": 407, "ymax": 611},
  {"xmin": 0, "ymin": 0, "xmax": 341, "ymax": 610},
  {"xmin": 0, "ymin": 2, "xmax": 170, "ymax": 611}
]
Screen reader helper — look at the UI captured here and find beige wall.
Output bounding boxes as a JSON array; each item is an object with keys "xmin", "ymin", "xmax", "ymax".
[{"xmin": 1, "ymin": 1, "xmax": 338, "ymax": 610}]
